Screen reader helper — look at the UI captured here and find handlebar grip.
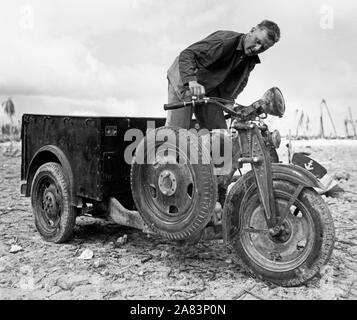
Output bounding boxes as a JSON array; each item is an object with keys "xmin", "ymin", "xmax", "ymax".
[
  {"xmin": 164, "ymin": 101, "xmax": 192, "ymax": 110},
  {"xmin": 163, "ymin": 98, "xmax": 238, "ymax": 116}
]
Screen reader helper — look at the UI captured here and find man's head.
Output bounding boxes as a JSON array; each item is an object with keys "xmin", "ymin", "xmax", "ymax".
[{"xmin": 243, "ymin": 20, "xmax": 280, "ymax": 56}]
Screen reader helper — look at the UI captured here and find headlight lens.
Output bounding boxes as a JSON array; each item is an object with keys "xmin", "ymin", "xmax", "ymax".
[{"xmin": 270, "ymin": 130, "xmax": 281, "ymax": 149}]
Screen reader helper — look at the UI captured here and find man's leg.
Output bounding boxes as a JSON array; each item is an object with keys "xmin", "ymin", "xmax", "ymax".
[
  {"xmin": 193, "ymin": 89, "xmax": 231, "ymax": 209},
  {"xmin": 165, "ymin": 82, "xmax": 193, "ymax": 129},
  {"xmin": 191, "ymin": 88, "xmax": 226, "ymax": 130}
]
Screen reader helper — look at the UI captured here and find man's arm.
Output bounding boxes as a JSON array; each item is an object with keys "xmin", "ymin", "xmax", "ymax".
[{"xmin": 178, "ymin": 35, "xmax": 224, "ymax": 95}]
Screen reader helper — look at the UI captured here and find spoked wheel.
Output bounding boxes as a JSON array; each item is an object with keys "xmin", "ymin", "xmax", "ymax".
[
  {"xmin": 131, "ymin": 126, "xmax": 217, "ymax": 240},
  {"xmin": 231, "ymin": 179, "xmax": 335, "ymax": 287},
  {"xmin": 31, "ymin": 162, "xmax": 76, "ymax": 243}
]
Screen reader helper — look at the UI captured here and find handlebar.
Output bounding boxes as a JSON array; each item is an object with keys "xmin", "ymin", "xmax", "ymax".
[{"xmin": 163, "ymin": 97, "xmax": 239, "ymax": 117}]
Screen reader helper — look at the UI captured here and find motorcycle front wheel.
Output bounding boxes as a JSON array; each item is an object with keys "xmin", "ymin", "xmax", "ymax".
[{"xmin": 233, "ymin": 179, "xmax": 335, "ymax": 287}]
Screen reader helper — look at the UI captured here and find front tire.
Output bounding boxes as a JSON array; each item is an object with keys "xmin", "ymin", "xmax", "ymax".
[
  {"xmin": 31, "ymin": 162, "xmax": 77, "ymax": 243},
  {"xmin": 232, "ymin": 179, "xmax": 335, "ymax": 287}
]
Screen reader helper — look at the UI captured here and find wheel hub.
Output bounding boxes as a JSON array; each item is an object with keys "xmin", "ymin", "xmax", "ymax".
[
  {"xmin": 43, "ymin": 186, "xmax": 60, "ymax": 223},
  {"xmin": 270, "ymin": 221, "xmax": 292, "ymax": 243},
  {"xmin": 158, "ymin": 170, "xmax": 177, "ymax": 196}
]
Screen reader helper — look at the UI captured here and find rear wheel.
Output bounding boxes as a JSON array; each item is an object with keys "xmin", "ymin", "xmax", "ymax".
[
  {"xmin": 31, "ymin": 162, "xmax": 77, "ymax": 243},
  {"xmin": 131, "ymin": 126, "xmax": 217, "ymax": 240},
  {"xmin": 231, "ymin": 179, "xmax": 335, "ymax": 287}
]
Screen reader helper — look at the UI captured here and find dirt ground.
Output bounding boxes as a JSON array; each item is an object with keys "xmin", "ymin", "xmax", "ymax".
[{"xmin": 0, "ymin": 139, "xmax": 357, "ymax": 300}]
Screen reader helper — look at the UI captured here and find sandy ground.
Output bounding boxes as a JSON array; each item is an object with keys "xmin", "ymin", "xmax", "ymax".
[{"xmin": 0, "ymin": 139, "xmax": 357, "ymax": 300}]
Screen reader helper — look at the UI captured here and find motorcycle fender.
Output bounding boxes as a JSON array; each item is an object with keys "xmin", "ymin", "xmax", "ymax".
[
  {"xmin": 222, "ymin": 163, "xmax": 324, "ymax": 244},
  {"xmin": 270, "ymin": 163, "xmax": 324, "ymax": 189}
]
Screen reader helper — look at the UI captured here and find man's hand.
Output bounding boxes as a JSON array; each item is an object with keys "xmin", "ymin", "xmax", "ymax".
[{"xmin": 188, "ymin": 80, "xmax": 206, "ymax": 97}]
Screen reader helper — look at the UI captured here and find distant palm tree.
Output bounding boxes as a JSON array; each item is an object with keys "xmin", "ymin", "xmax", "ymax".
[{"xmin": 2, "ymin": 97, "xmax": 15, "ymax": 123}]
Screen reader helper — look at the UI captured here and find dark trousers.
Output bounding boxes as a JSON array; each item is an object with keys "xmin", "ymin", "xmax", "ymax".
[{"xmin": 165, "ymin": 82, "xmax": 227, "ymax": 130}]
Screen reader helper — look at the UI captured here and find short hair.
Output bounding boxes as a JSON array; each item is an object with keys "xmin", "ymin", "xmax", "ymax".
[{"xmin": 256, "ymin": 20, "xmax": 280, "ymax": 43}]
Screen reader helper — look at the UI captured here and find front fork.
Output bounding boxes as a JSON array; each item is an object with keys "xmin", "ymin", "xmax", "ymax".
[{"xmin": 236, "ymin": 124, "xmax": 295, "ymax": 235}]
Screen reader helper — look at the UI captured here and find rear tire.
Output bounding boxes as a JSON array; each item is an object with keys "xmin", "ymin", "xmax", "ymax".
[
  {"xmin": 231, "ymin": 179, "xmax": 335, "ymax": 287},
  {"xmin": 131, "ymin": 126, "xmax": 217, "ymax": 240},
  {"xmin": 31, "ymin": 162, "xmax": 77, "ymax": 243}
]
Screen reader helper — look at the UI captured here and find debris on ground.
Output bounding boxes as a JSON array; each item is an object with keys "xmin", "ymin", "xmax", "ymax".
[
  {"xmin": 55, "ymin": 275, "xmax": 91, "ymax": 291},
  {"xmin": 9, "ymin": 244, "xmax": 23, "ymax": 253},
  {"xmin": 77, "ymin": 249, "xmax": 94, "ymax": 260},
  {"xmin": 140, "ymin": 255, "xmax": 153, "ymax": 264},
  {"xmin": 93, "ymin": 258, "xmax": 105, "ymax": 268},
  {"xmin": 333, "ymin": 171, "xmax": 351, "ymax": 181},
  {"xmin": 115, "ymin": 234, "xmax": 128, "ymax": 247}
]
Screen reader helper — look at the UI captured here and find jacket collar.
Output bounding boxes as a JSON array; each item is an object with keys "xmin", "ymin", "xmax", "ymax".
[{"xmin": 236, "ymin": 34, "xmax": 245, "ymax": 52}]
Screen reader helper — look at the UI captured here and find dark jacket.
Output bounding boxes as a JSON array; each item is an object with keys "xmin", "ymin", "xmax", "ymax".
[{"xmin": 167, "ymin": 30, "xmax": 260, "ymax": 101}]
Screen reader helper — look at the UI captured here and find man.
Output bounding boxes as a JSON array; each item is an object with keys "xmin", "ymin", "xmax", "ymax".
[{"xmin": 165, "ymin": 20, "xmax": 280, "ymax": 130}]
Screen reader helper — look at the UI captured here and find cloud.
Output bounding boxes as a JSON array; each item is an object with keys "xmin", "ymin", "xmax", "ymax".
[
  {"xmin": 0, "ymin": 0, "xmax": 356, "ymax": 137},
  {"xmin": 0, "ymin": 30, "xmax": 168, "ymax": 102}
]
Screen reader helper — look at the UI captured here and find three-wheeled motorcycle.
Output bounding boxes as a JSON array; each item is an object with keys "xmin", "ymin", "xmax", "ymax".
[{"xmin": 21, "ymin": 87, "xmax": 335, "ymax": 287}]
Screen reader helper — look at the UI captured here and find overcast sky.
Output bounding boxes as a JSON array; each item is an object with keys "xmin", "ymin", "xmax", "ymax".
[{"xmin": 0, "ymin": 0, "xmax": 356, "ymax": 136}]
